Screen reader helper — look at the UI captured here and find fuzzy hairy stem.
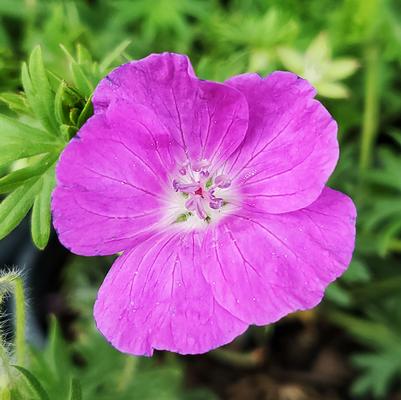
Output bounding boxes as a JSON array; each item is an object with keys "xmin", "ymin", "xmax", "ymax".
[
  {"xmin": 13, "ymin": 277, "xmax": 26, "ymax": 366},
  {"xmin": 0, "ymin": 340, "xmax": 13, "ymax": 383},
  {"xmin": 0, "ymin": 271, "xmax": 27, "ymax": 367}
]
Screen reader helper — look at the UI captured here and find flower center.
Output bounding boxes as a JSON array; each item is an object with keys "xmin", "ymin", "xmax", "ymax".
[{"xmin": 172, "ymin": 159, "xmax": 231, "ymax": 222}]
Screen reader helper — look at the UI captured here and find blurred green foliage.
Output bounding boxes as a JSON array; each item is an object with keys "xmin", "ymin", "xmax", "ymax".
[{"xmin": 0, "ymin": 0, "xmax": 401, "ymax": 398}]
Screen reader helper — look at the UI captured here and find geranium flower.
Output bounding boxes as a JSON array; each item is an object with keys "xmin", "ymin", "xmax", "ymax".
[{"xmin": 52, "ymin": 53, "xmax": 356, "ymax": 356}]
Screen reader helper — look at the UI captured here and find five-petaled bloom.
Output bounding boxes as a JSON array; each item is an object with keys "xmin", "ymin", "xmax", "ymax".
[{"xmin": 52, "ymin": 53, "xmax": 356, "ymax": 356}]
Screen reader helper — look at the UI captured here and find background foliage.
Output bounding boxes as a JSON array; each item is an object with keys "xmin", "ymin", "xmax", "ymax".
[{"xmin": 0, "ymin": 0, "xmax": 401, "ymax": 399}]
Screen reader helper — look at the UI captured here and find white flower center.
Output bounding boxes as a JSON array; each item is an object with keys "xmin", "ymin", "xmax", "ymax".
[{"xmin": 170, "ymin": 159, "xmax": 234, "ymax": 225}]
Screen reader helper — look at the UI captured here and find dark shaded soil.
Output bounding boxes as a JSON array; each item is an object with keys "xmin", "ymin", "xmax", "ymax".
[{"xmin": 184, "ymin": 316, "xmax": 366, "ymax": 400}]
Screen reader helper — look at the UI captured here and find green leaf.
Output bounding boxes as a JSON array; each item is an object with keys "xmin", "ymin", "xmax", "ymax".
[
  {"xmin": 68, "ymin": 378, "xmax": 82, "ymax": 400},
  {"xmin": 0, "ymin": 387, "xmax": 11, "ymax": 400},
  {"xmin": 342, "ymin": 259, "xmax": 371, "ymax": 283},
  {"xmin": 77, "ymin": 96, "xmax": 93, "ymax": 128},
  {"xmin": 277, "ymin": 47, "xmax": 304, "ymax": 74},
  {"xmin": 351, "ymin": 350, "xmax": 401, "ymax": 398},
  {"xmin": 47, "ymin": 316, "xmax": 71, "ymax": 383},
  {"xmin": 60, "ymin": 45, "xmax": 93, "ymax": 98},
  {"xmin": 69, "ymin": 108, "xmax": 80, "ymax": 126},
  {"xmin": 0, "ymin": 152, "xmax": 58, "ymax": 194},
  {"xmin": 0, "ymin": 92, "xmax": 32, "ymax": 116},
  {"xmin": 60, "ymin": 124, "xmax": 78, "ymax": 141},
  {"xmin": 71, "ymin": 62, "xmax": 94, "ymax": 98},
  {"xmin": 25, "ymin": 316, "xmax": 72, "ymax": 399},
  {"xmin": 378, "ymin": 218, "xmax": 401, "ymax": 256},
  {"xmin": 76, "ymin": 44, "xmax": 93, "ymax": 65},
  {"xmin": 99, "ymin": 39, "xmax": 131, "ymax": 71},
  {"xmin": 13, "ymin": 366, "xmax": 50, "ymax": 400},
  {"xmin": 328, "ymin": 311, "xmax": 399, "ymax": 350},
  {"xmin": 317, "ymin": 82, "xmax": 349, "ymax": 98},
  {"xmin": 21, "ymin": 62, "xmax": 34, "ymax": 102},
  {"xmin": 388, "ymin": 130, "xmax": 401, "ymax": 147},
  {"xmin": 31, "ymin": 166, "xmax": 56, "ymax": 250},
  {"xmin": 0, "ymin": 178, "xmax": 41, "ymax": 240},
  {"xmin": 0, "ymin": 114, "xmax": 61, "ymax": 166},
  {"xmin": 306, "ymin": 31, "xmax": 331, "ymax": 63},
  {"xmin": 26, "ymin": 46, "xmax": 58, "ymax": 135},
  {"xmin": 325, "ymin": 283, "xmax": 351, "ymax": 307},
  {"xmin": 326, "ymin": 58, "xmax": 359, "ymax": 80},
  {"xmin": 54, "ymin": 81, "xmax": 69, "ymax": 126}
]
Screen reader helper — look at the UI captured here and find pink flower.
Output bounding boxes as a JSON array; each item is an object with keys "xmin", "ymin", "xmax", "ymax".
[{"xmin": 52, "ymin": 53, "xmax": 356, "ymax": 356}]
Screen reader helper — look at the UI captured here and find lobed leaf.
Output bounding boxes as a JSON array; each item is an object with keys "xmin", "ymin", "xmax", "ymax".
[
  {"xmin": 0, "ymin": 92, "xmax": 33, "ymax": 116},
  {"xmin": 31, "ymin": 166, "xmax": 56, "ymax": 250},
  {"xmin": 27, "ymin": 47, "xmax": 59, "ymax": 134},
  {"xmin": 326, "ymin": 58, "xmax": 360, "ymax": 80},
  {"xmin": 60, "ymin": 44, "xmax": 94, "ymax": 98},
  {"xmin": 0, "ymin": 113, "xmax": 62, "ymax": 166},
  {"xmin": 21, "ymin": 58, "xmax": 57, "ymax": 136},
  {"xmin": 317, "ymin": 81, "xmax": 349, "ymax": 98},
  {"xmin": 0, "ymin": 178, "xmax": 41, "ymax": 240},
  {"xmin": 0, "ymin": 152, "xmax": 58, "ymax": 194}
]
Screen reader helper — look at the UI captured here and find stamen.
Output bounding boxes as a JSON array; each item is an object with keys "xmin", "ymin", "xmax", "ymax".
[
  {"xmin": 200, "ymin": 170, "xmax": 210, "ymax": 179},
  {"xmin": 214, "ymin": 174, "xmax": 231, "ymax": 189},
  {"xmin": 185, "ymin": 197, "xmax": 207, "ymax": 220},
  {"xmin": 185, "ymin": 197, "xmax": 195, "ymax": 211},
  {"xmin": 173, "ymin": 179, "xmax": 199, "ymax": 193},
  {"xmin": 209, "ymin": 197, "xmax": 224, "ymax": 209},
  {"xmin": 172, "ymin": 160, "xmax": 232, "ymax": 222}
]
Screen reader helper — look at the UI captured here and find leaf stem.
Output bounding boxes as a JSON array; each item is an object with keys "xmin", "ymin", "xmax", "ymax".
[
  {"xmin": 116, "ymin": 357, "xmax": 138, "ymax": 392},
  {"xmin": 359, "ymin": 44, "xmax": 380, "ymax": 172}
]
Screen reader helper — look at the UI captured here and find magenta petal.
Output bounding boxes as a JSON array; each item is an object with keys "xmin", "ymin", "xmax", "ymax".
[
  {"xmin": 51, "ymin": 52, "xmax": 357, "ymax": 357},
  {"xmin": 52, "ymin": 102, "xmax": 178, "ymax": 256},
  {"xmin": 93, "ymin": 231, "xmax": 248, "ymax": 356},
  {"xmin": 93, "ymin": 53, "xmax": 249, "ymax": 168},
  {"xmin": 200, "ymin": 188, "xmax": 356, "ymax": 325},
  {"xmin": 225, "ymin": 72, "xmax": 339, "ymax": 213}
]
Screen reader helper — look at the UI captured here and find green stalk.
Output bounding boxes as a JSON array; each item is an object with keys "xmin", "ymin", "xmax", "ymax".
[
  {"xmin": 0, "ymin": 272, "xmax": 27, "ymax": 366},
  {"xmin": 117, "ymin": 357, "xmax": 138, "ymax": 392},
  {"xmin": 359, "ymin": 44, "xmax": 380, "ymax": 172},
  {"xmin": 13, "ymin": 277, "xmax": 26, "ymax": 366},
  {"xmin": 388, "ymin": 239, "xmax": 401, "ymax": 253},
  {"xmin": 0, "ymin": 340, "xmax": 13, "ymax": 383}
]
